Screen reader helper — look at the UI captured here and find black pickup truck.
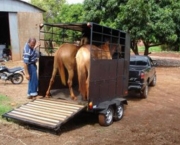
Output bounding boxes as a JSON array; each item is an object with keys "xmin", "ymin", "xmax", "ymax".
[{"xmin": 128, "ymin": 55, "xmax": 157, "ymax": 98}]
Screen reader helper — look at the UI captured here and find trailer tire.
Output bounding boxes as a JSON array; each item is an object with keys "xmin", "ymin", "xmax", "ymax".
[
  {"xmin": 98, "ymin": 107, "xmax": 114, "ymax": 126},
  {"xmin": 113, "ymin": 104, "xmax": 124, "ymax": 121},
  {"xmin": 141, "ymin": 83, "xmax": 148, "ymax": 98},
  {"xmin": 150, "ymin": 75, "xmax": 156, "ymax": 86}
]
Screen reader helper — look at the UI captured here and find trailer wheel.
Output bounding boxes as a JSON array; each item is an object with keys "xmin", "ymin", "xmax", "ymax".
[
  {"xmin": 98, "ymin": 107, "xmax": 114, "ymax": 126},
  {"xmin": 141, "ymin": 83, "xmax": 148, "ymax": 98},
  {"xmin": 113, "ymin": 104, "xmax": 124, "ymax": 121}
]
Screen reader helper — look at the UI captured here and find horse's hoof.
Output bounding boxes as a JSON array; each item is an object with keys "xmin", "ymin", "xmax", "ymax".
[
  {"xmin": 73, "ymin": 97, "xmax": 78, "ymax": 101},
  {"xmin": 70, "ymin": 96, "xmax": 74, "ymax": 100},
  {"xmin": 82, "ymin": 98, "xmax": 87, "ymax": 101},
  {"xmin": 45, "ymin": 95, "xmax": 50, "ymax": 98}
]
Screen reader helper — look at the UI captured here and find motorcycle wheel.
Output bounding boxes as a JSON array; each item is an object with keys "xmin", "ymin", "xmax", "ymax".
[{"xmin": 10, "ymin": 73, "xmax": 24, "ymax": 84}]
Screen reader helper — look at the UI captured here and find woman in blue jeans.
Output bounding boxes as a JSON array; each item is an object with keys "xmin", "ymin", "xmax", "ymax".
[{"xmin": 23, "ymin": 38, "xmax": 41, "ymax": 99}]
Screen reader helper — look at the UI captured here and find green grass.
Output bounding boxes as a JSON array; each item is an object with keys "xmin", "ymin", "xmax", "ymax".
[
  {"xmin": 0, "ymin": 95, "xmax": 12, "ymax": 118},
  {"xmin": 138, "ymin": 46, "xmax": 162, "ymax": 52}
]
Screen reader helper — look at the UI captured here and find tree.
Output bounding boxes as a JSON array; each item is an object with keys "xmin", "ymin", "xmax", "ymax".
[
  {"xmin": 57, "ymin": 4, "xmax": 84, "ymax": 23},
  {"xmin": 31, "ymin": 0, "xmax": 65, "ymax": 23},
  {"xmin": 83, "ymin": 0, "xmax": 179, "ymax": 55},
  {"xmin": 159, "ymin": 0, "xmax": 180, "ymax": 51},
  {"xmin": 31, "ymin": 1, "xmax": 84, "ymax": 43},
  {"xmin": 83, "ymin": 0, "xmax": 125, "ymax": 28},
  {"xmin": 117, "ymin": 0, "xmax": 178, "ymax": 55}
]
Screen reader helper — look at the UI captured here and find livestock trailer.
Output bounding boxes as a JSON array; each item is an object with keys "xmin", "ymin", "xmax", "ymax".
[{"xmin": 3, "ymin": 22, "xmax": 130, "ymax": 132}]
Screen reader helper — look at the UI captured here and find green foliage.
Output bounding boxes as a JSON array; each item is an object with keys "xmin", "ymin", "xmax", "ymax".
[
  {"xmin": 31, "ymin": 0, "xmax": 66, "ymax": 23},
  {"xmin": 139, "ymin": 46, "xmax": 162, "ymax": 52},
  {"xmin": 57, "ymin": 4, "xmax": 84, "ymax": 23},
  {"xmin": 83, "ymin": 0, "xmax": 123, "ymax": 27},
  {"xmin": 0, "ymin": 95, "xmax": 12, "ymax": 117},
  {"xmin": 31, "ymin": 0, "xmax": 180, "ymax": 53}
]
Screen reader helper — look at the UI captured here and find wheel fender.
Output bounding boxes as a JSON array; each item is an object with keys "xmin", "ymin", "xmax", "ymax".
[
  {"xmin": 111, "ymin": 98, "xmax": 128, "ymax": 106},
  {"xmin": 98, "ymin": 98, "xmax": 127, "ymax": 115},
  {"xmin": 98, "ymin": 101, "xmax": 113, "ymax": 115}
]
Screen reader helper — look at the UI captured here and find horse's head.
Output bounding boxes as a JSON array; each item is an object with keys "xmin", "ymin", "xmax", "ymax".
[{"xmin": 101, "ymin": 41, "xmax": 112, "ymax": 59}]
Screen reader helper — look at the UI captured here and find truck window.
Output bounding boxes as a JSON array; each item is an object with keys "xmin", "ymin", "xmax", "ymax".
[
  {"xmin": 136, "ymin": 60, "xmax": 148, "ymax": 65},
  {"xmin": 130, "ymin": 59, "xmax": 148, "ymax": 66}
]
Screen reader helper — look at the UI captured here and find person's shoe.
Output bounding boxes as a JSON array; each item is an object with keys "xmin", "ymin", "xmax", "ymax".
[{"xmin": 27, "ymin": 96, "xmax": 33, "ymax": 99}]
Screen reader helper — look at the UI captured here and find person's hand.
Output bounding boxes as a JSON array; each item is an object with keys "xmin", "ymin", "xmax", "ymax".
[
  {"xmin": 25, "ymin": 74, "xmax": 30, "ymax": 80},
  {"xmin": 34, "ymin": 41, "xmax": 41, "ymax": 48}
]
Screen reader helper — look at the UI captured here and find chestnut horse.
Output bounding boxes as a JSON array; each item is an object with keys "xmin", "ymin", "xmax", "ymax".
[
  {"xmin": 76, "ymin": 41, "xmax": 112, "ymax": 101},
  {"xmin": 45, "ymin": 37, "xmax": 89, "ymax": 100}
]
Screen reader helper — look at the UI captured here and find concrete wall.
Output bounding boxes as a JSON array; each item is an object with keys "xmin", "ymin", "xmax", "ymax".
[
  {"xmin": 17, "ymin": 12, "xmax": 43, "ymax": 60},
  {"xmin": 9, "ymin": 12, "xmax": 20, "ymax": 61},
  {"xmin": 0, "ymin": 0, "xmax": 45, "ymax": 61}
]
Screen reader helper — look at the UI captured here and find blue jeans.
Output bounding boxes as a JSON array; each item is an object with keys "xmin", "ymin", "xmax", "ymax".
[{"xmin": 27, "ymin": 64, "xmax": 38, "ymax": 97}]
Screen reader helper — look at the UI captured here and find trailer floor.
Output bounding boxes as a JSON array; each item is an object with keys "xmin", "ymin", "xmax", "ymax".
[{"xmin": 2, "ymin": 97, "xmax": 87, "ymax": 132}]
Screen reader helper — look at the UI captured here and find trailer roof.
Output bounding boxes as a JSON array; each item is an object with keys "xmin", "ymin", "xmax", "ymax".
[{"xmin": 42, "ymin": 23, "xmax": 89, "ymax": 32}]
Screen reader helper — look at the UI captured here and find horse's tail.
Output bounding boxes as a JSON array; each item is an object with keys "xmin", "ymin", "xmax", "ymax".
[
  {"xmin": 76, "ymin": 48, "xmax": 88, "ymax": 99},
  {"xmin": 55, "ymin": 48, "xmax": 66, "ymax": 86}
]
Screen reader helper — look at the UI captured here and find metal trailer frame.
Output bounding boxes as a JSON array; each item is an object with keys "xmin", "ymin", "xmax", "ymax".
[{"xmin": 2, "ymin": 22, "xmax": 130, "ymax": 131}]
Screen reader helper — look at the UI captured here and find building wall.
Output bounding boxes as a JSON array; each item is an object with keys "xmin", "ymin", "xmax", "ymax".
[
  {"xmin": 0, "ymin": 0, "xmax": 45, "ymax": 61},
  {"xmin": 9, "ymin": 12, "xmax": 20, "ymax": 61},
  {"xmin": 17, "ymin": 12, "xmax": 43, "ymax": 60}
]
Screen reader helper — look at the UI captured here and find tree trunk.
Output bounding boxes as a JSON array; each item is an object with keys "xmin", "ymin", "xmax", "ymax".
[
  {"xmin": 144, "ymin": 42, "xmax": 150, "ymax": 56},
  {"xmin": 131, "ymin": 40, "xmax": 139, "ymax": 55}
]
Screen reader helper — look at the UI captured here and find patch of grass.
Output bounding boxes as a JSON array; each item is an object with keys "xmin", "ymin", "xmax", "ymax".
[
  {"xmin": 138, "ymin": 46, "xmax": 162, "ymax": 52},
  {"xmin": 0, "ymin": 95, "xmax": 12, "ymax": 118}
]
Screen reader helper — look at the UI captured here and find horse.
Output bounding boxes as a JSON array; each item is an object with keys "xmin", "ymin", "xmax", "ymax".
[
  {"xmin": 75, "ymin": 41, "xmax": 112, "ymax": 101},
  {"xmin": 46, "ymin": 43, "xmax": 80, "ymax": 100},
  {"xmin": 45, "ymin": 37, "xmax": 89, "ymax": 100}
]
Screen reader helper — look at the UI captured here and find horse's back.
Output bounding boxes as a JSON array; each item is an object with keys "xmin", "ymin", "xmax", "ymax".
[{"xmin": 55, "ymin": 43, "xmax": 79, "ymax": 58}]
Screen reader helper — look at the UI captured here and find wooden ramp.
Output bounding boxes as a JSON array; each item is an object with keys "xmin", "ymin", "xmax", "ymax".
[{"xmin": 2, "ymin": 98, "xmax": 86, "ymax": 131}]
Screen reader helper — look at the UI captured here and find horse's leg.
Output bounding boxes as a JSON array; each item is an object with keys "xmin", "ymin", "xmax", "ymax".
[
  {"xmin": 85, "ymin": 67, "xmax": 90, "ymax": 100},
  {"xmin": 76, "ymin": 63, "xmax": 85, "ymax": 101},
  {"xmin": 79, "ymin": 66, "xmax": 87, "ymax": 101},
  {"xmin": 46, "ymin": 68, "xmax": 57, "ymax": 98},
  {"xmin": 67, "ymin": 68, "xmax": 77, "ymax": 100},
  {"xmin": 45, "ymin": 67, "xmax": 57, "ymax": 98},
  {"xmin": 46, "ymin": 51, "xmax": 58, "ymax": 98}
]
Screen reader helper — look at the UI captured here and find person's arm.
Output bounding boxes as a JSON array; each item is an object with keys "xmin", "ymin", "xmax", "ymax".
[
  {"xmin": 23, "ymin": 43, "xmax": 30, "ymax": 80},
  {"xmin": 24, "ymin": 62, "xmax": 30, "ymax": 80},
  {"xmin": 34, "ymin": 41, "xmax": 41, "ymax": 49}
]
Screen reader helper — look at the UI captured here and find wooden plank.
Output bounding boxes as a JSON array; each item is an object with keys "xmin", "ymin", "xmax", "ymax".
[
  {"xmin": 29, "ymin": 101, "xmax": 83, "ymax": 110},
  {"xmin": 19, "ymin": 105, "xmax": 74, "ymax": 116},
  {"xmin": 14, "ymin": 108, "xmax": 67, "ymax": 120},
  {"xmin": 3, "ymin": 98, "xmax": 87, "ymax": 131},
  {"xmin": 30, "ymin": 102, "xmax": 82, "ymax": 110},
  {"xmin": 7, "ymin": 112, "xmax": 57, "ymax": 127},
  {"xmin": 16, "ymin": 107, "xmax": 67, "ymax": 119},
  {"xmin": 10, "ymin": 110, "xmax": 60, "ymax": 123},
  {"xmin": 38, "ymin": 99, "xmax": 86, "ymax": 107},
  {"xmin": 25, "ymin": 103, "xmax": 76, "ymax": 112},
  {"xmin": 25, "ymin": 104, "xmax": 74, "ymax": 114}
]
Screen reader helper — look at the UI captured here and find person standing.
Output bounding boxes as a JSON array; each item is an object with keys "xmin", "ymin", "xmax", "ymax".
[{"xmin": 23, "ymin": 38, "xmax": 41, "ymax": 99}]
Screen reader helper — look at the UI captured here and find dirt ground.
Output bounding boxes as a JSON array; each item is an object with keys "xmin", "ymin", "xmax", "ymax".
[{"xmin": 0, "ymin": 52, "xmax": 180, "ymax": 145}]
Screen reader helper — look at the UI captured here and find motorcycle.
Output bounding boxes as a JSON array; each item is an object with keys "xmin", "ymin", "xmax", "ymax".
[
  {"xmin": 0, "ymin": 64, "xmax": 24, "ymax": 84},
  {"xmin": 2, "ymin": 48, "xmax": 12, "ymax": 61}
]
